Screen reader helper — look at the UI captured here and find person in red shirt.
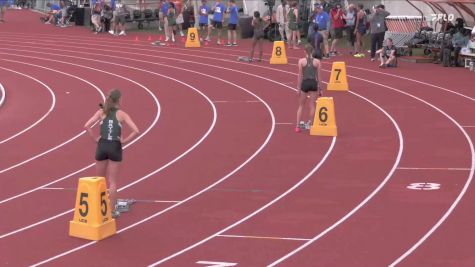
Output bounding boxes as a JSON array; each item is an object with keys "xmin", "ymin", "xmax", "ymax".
[{"xmin": 330, "ymin": 3, "xmax": 345, "ymax": 56}]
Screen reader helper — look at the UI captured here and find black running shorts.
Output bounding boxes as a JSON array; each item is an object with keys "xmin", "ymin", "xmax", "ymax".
[
  {"xmin": 301, "ymin": 79, "xmax": 319, "ymax": 93},
  {"xmin": 95, "ymin": 139, "xmax": 123, "ymax": 162}
]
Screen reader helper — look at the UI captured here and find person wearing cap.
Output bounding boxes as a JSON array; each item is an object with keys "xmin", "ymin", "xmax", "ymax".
[
  {"xmin": 368, "ymin": 4, "xmax": 390, "ymax": 61},
  {"xmin": 314, "ymin": 3, "xmax": 330, "ymax": 58},
  {"xmin": 84, "ymin": 89, "xmax": 139, "ymax": 218}
]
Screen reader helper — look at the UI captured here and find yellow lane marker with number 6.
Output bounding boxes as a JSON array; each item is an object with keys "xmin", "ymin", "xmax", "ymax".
[
  {"xmin": 185, "ymin": 27, "xmax": 201, "ymax": 48},
  {"xmin": 310, "ymin": 97, "xmax": 337, "ymax": 136},
  {"xmin": 69, "ymin": 177, "xmax": 116, "ymax": 241},
  {"xmin": 327, "ymin": 61, "xmax": 349, "ymax": 91},
  {"xmin": 270, "ymin": 41, "xmax": 288, "ymax": 64}
]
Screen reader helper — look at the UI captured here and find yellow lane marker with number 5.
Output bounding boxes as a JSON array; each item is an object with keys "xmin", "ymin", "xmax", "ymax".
[
  {"xmin": 69, "ymin": 177, "xmax": 116, "ymax": 241},
  {"xmin": 185, "ymin": 27, "xmax": 201, "ymax": 48},
  {"xmin": 270, "ymin": 41, "xmax": 288, "ymax": 64},
  {"xmin": 310, "ymin": 97, "xmax": 337, "ymax": 136},
  {"xmin": 327, "ymin": 61, "xmax": 349, "ymax": 91}
]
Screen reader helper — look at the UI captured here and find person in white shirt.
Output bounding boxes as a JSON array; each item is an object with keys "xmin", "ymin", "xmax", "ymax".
[{"xmin": 276, "ymin": 0, "xmax": 289, "ymax": 42}]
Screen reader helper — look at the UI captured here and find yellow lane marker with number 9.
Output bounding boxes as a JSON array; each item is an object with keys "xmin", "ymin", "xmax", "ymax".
[
  {"xmin": 69, "ymin": 177, "xmax": 116, "ymax": 241},
  {"xmin": 185, "ymin": 27, "xmax": 201, "ymax": 48}
]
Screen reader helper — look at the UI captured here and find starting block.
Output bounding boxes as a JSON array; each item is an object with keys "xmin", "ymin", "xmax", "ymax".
[
  {"xmin": 69, "ymin": 177, "xmax": 116, "ymax": 241},
  {"xmin": 327, "ymin": 61, "xmax": 349, "ymax": 91},
  {"xmin": 238, "ymin": 56, "xmax": 251, "ymax": 62},
  {"xmin": 185, "ymin": 27, "xmax": 200, "ymax": 48},
  {"xmin": 310, "ymin": 97, "xmax": 337, "ymax": 136},
  {"xmin": 270, "ymin": 41, "xmax": 288, "ymax": 64},
  {"xmin": 115, "ymin": 199, "xmax": 136, "ymax": 213}
]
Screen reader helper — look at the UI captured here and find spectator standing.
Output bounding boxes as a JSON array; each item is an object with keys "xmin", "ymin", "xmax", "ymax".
[
  {"xmin": 343, "ymin": 4, "xmax": 356, "ymax": 54},
  {"xmin": 0, "ymin": 0, "xmax": 7, "ymax": 23},
  {"xmin": 276, "ymin": 0, "xmax": 289, "ymax": 42},
  {"xmin": 167, "ymin": 2, "xmax": 177, "ymax": 42},
  {"xmin": 206, "ymin": 0, "xmax": 225, "ymax": 45},
  {"xmin": 161, "ymin": 0, "xmax": 170, "ymax": 41},
  {"xmin": 113, "ymin": 0, "xmax": 127, "ymax": 36},
  {"xmin": 225, "ymin": 0, "xmax": 238, "ymax": 46},
  {"xmin": 369, "ymin": 4, "xmax": 390, "ymax": 61},
  {"xmin": 329, "ymin": 3, "xmax": 345, "ymax": 56},
  {"xmin": 353, "ymin": 3, "xmax": 366, "ymax": 57},
  {"xmin": 314, "ymin": 4, "xmax": 330, "ymax": 58},
  {"xmin": 91, "ymin": 1, "xmax": 103, "ymax": 33},
  {"xmin": 198, "ymin": 0, "xmax": 209, "ymax": 42},
  {"xmin": 175, "ymin": 0, "xmax": 185, "ymax": 36},
  {"xmin": 287, "ymin": 1, "xmax": 299, "ymax": 49}
]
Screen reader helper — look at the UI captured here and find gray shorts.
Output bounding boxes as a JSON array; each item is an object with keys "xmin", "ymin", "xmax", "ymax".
[{"xmin": 115, "ymin": 14, "xmax": 125, "ymax": 24}]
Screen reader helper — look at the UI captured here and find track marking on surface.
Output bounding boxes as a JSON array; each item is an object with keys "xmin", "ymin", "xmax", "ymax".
[
  {"xmin": 0, "ymin": 59, "xmax": 104, "ymax": 173},
  {"xmin": 29, "ymin": 54, "xmax": 278, "ymax": 267},
  {"xmin": 397, "ymin": 167, "xmax": 470, "ymax": 171},
  {"xmin": 0, "ymin": 56, "xmax": 159, "ymax": 205},
  {"xmin": 0, "ymin": 65, "xmax": 56, "ymax": 145},
  {"xmin": 38, "ymin": 187, "xmax": 75, "ymax": 191},
  {"xmin": 9, "ymin": 32, "xmax": 469, "ymax": 104},
  {"xmin": 267, "ymin": 78, "xmax": 473, "ymax": 267},
  {"xmin": 0, "ymin": 43, "xmax": 403, "ymax": 266},
  {"xmin": 5, "ymin": 40, "xmax": 470, "ymax": 266},
  {"xmin": 275, "ymin": 122, "xmax": 294, "ymax": 125},
  {"xmin": 0, "ymin": 82, "xmax": 5, "ymax": 107},
  {"xmin": 2, "ymin": 35, "xmax": 473, "ymax": 266},
  {"xmin": 462, "ymin": 126, "xmax": 475, "ymax": 128},
  {"xmin": 0, "ymin": 55, "xmax": 219, "ymax": 239},
  {"xmin": 217, "ymin": 234, "xmax": 311, "ymax": 242}
]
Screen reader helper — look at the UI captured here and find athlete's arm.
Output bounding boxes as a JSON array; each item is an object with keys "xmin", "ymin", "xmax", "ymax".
[
  {"xmin": 118, "ymin": 111, "xmax": 139, "ymax": 144},
  {"xmin": 297, "ymin": 59, "xmax": 303, "ymax": 94},
  {"xmin": 84, "ymin": 109, "xmax": 102, "ymax": 142}
]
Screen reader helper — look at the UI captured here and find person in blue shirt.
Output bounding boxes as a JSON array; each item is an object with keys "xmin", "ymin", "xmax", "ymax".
[
  {"xmin": 225, "ymin": 0, "xmax": 238, "ymax": 46},
  {"xmin": 45, "ymin": 2, "xmax": 61, "ymax": 24},
  {"xmin": 198, "ymin": 0, "xmax": 210, "ymax": 42},
  {"xmin": 206, "ymin": 0, "xmax": 225, "ymax": 45},
  {"xmin": 314, "ymin": 4, "xmax": 329, "ymax": 58}
]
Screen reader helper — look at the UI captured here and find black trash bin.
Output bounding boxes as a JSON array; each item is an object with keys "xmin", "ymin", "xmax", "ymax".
[{"xmin": 239, "ymin": 15, "xmax": 253, "ymax": 39}]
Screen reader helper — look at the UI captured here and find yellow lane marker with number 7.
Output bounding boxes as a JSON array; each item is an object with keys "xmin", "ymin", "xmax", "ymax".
[{"xmin": 327, "ymin": 61, "xmax": 349, "ymax": 91}]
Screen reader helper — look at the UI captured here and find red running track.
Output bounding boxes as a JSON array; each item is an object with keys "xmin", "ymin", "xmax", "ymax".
[{"xmin": 0, "ymin": 9, "xmax": 474, "ymax": 267}]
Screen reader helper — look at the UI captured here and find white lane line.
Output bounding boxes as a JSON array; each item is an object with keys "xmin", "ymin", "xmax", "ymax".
[
  {"xmin": 397, "ymin": 167, "xmax": 471, "ymax": 171},
  {"xmin": 38, "ymin": 187, "xmax": 75, "ymax": 191},
  {"xmin": 0, "ymin": 66, "xmax": 56, "ymax": 145},
  {"xmin": 275, "ymin": 123, "xmax": 293, "ymax": 125},
  {"xmin": 0, "ymin": 55, "xmax": 160, "ymax": 204},
  {"xmin": 0, "ymin": 54, "xmax": 220, "ymax": 240},
  {"xmin": 0, "ymin": 59, "xmax": 105, "ymax": 173},
  {"xmin": 29, "ymin": 52, "xmax": 276, "ymax": 267},
  {"xmin": 148, "ymin": 138, "xmax": 337, "ymax": 267},
  {"xmin": 217, "ymin": 234, "xmax": 312, "ymax": 242},
  {"xmin": 0, "ymin": 82, "xmax": 5, "ymax": 107},
  {"xmin": 6, "ymin": 40, "xmax": 468, "ymax": 266},
  {"xmin": 3, "ymin": 32, "xmax": 475, "ymax": 104}
]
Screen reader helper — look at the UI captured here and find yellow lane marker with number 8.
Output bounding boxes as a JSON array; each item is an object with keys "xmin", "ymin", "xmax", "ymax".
[
  {"xmin": 270, "ymin": 41, "xmax": 288, "ymax": 64},
  {"xmin": 310, "ymin": 97, "xmax": 337, "ymax": 136},
  {"xmin": 185, "ymin": 27, "xmax": 201, "ymax": 48},
  {"xmin": 69, "ymin": 177, "xmax": 116, "ymax": 241}
]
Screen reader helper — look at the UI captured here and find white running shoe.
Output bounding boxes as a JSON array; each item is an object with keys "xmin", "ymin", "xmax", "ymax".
[
  {"xmin": 109, "ymin": 30, "xmax": 114, "ymax": 35},
  {"xmin": 180, "ymin": 31, "xmax": 184, "ymax": 36},
  {"xmin": 119, "ymin": 31, "xmax": 126, "ymax": 36}
]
